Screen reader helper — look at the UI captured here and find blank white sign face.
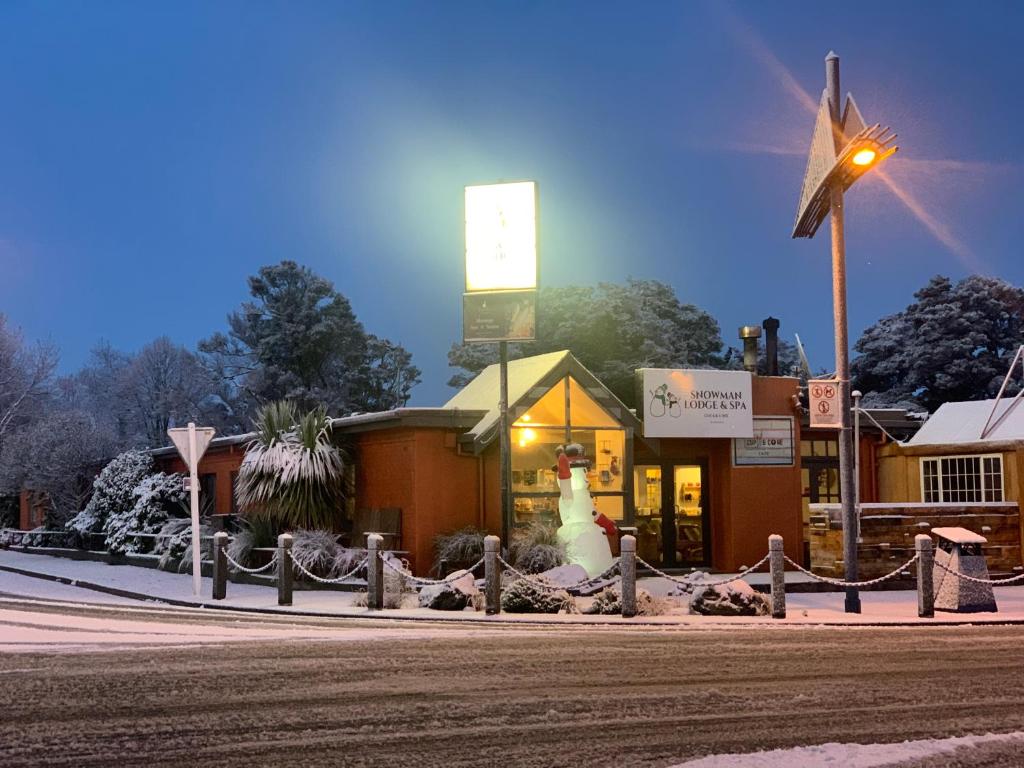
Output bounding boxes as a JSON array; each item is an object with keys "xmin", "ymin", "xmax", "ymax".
[{"xmin": 465, "ymin": 181, "xmax": 537, "ymax": 292}]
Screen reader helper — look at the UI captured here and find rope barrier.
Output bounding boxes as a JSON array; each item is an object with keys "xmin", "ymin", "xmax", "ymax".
[
  {"xmin": 223, "ymin": 550, "xmax": 279, "ymax": 575},
  {"xmin": 289, "ymin": 553, "xmax": 369, "ymax": 584},
  {"xmin": 380, "ymin": 553, "xmax": 486, "ymax": 586},
  {"xmin": 496, "ymin": 556, "xmax": 621, "ymax": 591},
  {"xmin": 635, "ymin": 553, "xmax": 771, "ymax": 591},
  {"xmin": 931, "ymin": 559, "xmax": 1024, "ymax": 586},
  {"xmin": 783, "ymin": 553, "xmax": 919, "ymax": 588}
]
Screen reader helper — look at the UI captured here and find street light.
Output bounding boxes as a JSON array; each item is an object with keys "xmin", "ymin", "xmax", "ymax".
[{"xmin": 793, "ymin": 52, "xmax": 898, "ymax": 613}]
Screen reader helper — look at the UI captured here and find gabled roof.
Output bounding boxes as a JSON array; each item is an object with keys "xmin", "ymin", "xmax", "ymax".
[
  {"xmin": 443, "ymin": 350, "xmax": 641, "ymax": 453},
  {"xmin": 909, "ymin": 398, "xmax": 1024, "ymax": 447}
]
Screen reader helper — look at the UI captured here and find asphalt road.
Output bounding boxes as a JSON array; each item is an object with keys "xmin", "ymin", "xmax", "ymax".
[{"xmin": 3, "ymin": 597, "xmax": 1024, "ymax": 767}]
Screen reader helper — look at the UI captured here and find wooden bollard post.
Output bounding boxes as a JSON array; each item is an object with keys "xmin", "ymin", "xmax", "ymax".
[
  {"xmin": 769, "ymin": 534, "xmax": 786, "ymax": 619},
  {"xmin": 484, "ymin": 535, "xmax": 501, "ymax": 615},
  {"xmin": 277, "ymin": 533, "xmax": 293, "ymax": 606},
  {"xmin": 366, "ymin": 533, "xmax": 384, "ymax": 610},
  {"xmin": 916, "ymin": 534, "xmax": 934, "ymax": 618},
  {"xmin": 620, "ymin": 535, "xmax": 637, "ymax": 618},
  {"xmin": 212, "ymin": 531, "xmax": 228, "ymax": 600}
]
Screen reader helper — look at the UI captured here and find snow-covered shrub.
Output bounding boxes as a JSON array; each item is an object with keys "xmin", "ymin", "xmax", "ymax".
[
  {"xmin": 509, "ymin": 522, "xmax": 565, "ymax": 574},
  {"xmin": 291, "ymin": 528, "xmax": 347, "ymax": 579},
  {"xmin": 500, "ymin": 575, "xmax": 577, "ymax": 614},
  {"xmin": 689, "ymin": 580, "xmax": 769, "ymax": 617},
  {"xmin": 67, "ymin": 450, "xmax": 152, "ymax": 538},
  {"xmin": 153, "ymin": 518, "xmax": 213, "ymax": 573},
  {"xmin": 104, "ymin": 473, "xmax": 187, "ymax": 555},
  {"xmin": 226, "ymin": 516, "xmax": 278, "ymax": 571},
  {"xmin": 432, "ymin": 527, "xmax": 485, "ymax": 575},
  {"xmin": 583, "ymin": 586, "xmax": 666, "ymax": 616},
  {"xmin": 354, "ymin": 564, "xmax": 416, "ymax": 609}
]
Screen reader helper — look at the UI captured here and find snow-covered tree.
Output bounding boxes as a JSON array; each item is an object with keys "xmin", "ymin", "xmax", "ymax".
[
  {"xmin": 852, "ymin": 275, "xmax": 1024, "ymax": 411},
  {"xmin": 0, "ymin": 314, "xmax": 58, "ymax": 458},
  {"xmin": 447, "ymin": 279, "xmax": 725, "ymax": 407},
  {"xmin": 66, "ymin": 450, "xmax": 153, "ymax": 537},
  {"xmin": 0, "ymin": 411, "xmax": 117, "ymax": 529},
  {"xmin": 104, "ymin": 472, "xmax": 187, "ymax": 554},
  {"xmin": 200, "ymin": 261, "xmax": 420, "ymax": 417}
]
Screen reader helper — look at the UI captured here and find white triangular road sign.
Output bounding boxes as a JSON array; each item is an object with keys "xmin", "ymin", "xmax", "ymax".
[{"xmin": 167, "ymin": 425, "xmax": 216, "ymax": 466}]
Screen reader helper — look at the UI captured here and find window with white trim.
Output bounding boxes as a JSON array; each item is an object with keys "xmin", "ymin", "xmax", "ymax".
[{"xmin": 920, "ymin": 454, "xmax": 1003, "ymax": 503}]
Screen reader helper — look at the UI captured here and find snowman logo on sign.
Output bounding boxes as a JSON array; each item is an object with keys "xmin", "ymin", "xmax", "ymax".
[{"xmin": 649, "ymin": 383, "xmax": 681, "ymax": 418}]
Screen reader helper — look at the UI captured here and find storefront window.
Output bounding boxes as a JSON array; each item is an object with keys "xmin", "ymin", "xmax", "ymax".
[{"xmin": 510, "ymin": 375, "xmax": 627, "ymax": 525}]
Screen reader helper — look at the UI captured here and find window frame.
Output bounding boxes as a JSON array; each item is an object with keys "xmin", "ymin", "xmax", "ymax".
[{"xmin": 919, "ymin": 453, "xmax": 1004, "ymax": 504}]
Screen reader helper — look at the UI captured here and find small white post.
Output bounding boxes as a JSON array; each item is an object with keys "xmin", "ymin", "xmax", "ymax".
[{"xmin": 187, "ymin": 422, "xmax": 201, "ymax": 596}]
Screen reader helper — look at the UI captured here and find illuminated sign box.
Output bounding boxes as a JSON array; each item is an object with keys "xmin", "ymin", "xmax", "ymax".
[
  {"xmin": 465, "ymin": 181, "xmax": 537, "ymax": 293},
  {"xmin": 733, "ymin": 417, "xmax": 795, "ymax": 466},
  {"xmin": 638, "ymin": 369, "xmax": 753, "ymax": 438}
]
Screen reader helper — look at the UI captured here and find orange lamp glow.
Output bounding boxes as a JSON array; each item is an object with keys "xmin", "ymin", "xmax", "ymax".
[{"xmin": 851, "ymin": 148, "xmax": 877, "ymax": 166}]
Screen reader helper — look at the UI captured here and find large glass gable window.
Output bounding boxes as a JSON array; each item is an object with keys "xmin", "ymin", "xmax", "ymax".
[{"xmin": 510, "ymin": 376, "xmax": 627, "ymax": 523}]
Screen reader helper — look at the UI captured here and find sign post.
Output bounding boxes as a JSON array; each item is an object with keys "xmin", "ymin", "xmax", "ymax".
[
  {"xmin": 463, "ymin": 181, "xmax": 538, "ymax": 546},
  {"xmin": 168, "ymin": 422, "xmax": 215, "ymax": 596},
  {"xmin": 808, "ymin": 378, "xmax": 841, "ymax": 429}
]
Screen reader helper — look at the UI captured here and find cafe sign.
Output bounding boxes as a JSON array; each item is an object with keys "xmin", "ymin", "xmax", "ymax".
[
  {"xmin": 733, "ymin": 417, "xmax": 795, "ymax": 466},
  {"xmin": 639, "ymin": 369, "xmax": 753, "ymax": 438}
]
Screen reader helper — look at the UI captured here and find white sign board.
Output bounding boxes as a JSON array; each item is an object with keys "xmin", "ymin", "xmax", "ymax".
[
  {"xmin": 167, "ymin": 423, "xmax": 216, "ymax": 596},
  {"xmin": 809, "ymin": 379, "xmax": 841, "ymax": 428},
  {"xmin": 465, "ymin": 181, "xmax": 538, "ymax": 292},
  {"xmin": 168, "ymin": 426, "xmax": 215, "ymax": 465},
  {"xmin": 733, "ymin": 417, "xmax": 795, "ymax": 466},
  {"xmin": 640, "ymin": 369, "xmax": 753, "ymax": 438}
]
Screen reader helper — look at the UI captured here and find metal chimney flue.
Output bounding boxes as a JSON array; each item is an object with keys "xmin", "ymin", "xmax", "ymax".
[
  {"xmin": 738, "ymin": 326, "xmax": 762, "ymax": 374},
  {"xmin": 763, "ymin": 317, "xmax": 780, "ymax": 376}
]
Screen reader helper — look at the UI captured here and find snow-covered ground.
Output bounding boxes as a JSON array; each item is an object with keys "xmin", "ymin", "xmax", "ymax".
[
  {"xmin": 671, "ymin": 732, "xmax": 1024, "ymax": 767},
  {"xmin": 5, "ymin": 547, "xmax": 1024, "ymax": 625}
]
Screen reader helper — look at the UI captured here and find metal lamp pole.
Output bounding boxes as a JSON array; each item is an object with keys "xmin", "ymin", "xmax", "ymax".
[{"xmin": 826, "ymin": 52, "xmax": 861, "ymax": 613}]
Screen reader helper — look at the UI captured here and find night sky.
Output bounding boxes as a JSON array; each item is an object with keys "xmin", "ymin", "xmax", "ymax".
[{"xmin": 2, "ymin": 1, "xmax": 1022, "ymax": 405}]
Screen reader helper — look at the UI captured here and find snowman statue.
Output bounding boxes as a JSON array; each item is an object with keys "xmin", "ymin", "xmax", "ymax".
[{"xmin": 555, "ymin": 444, "xmax": 614, "ymax": 577}]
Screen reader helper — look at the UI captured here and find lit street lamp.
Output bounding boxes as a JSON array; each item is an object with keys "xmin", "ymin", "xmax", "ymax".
[{"xmin": 793, "ymin": 52, "xmax": 897, "ymax": 613}]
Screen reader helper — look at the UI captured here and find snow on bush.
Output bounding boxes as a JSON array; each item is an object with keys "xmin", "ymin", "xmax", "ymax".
[
  {"xmin": 153, "ymin": 517, "xmax": 213, "ymax": 573},
  {"xmin": 290, "ymin": 528, "xmax": 363, "ymax": 580},
  {"xmin": 583, "ymin": 585, "xmax": 667, "ymax": 616},
  {"xmin": 354, "ymin": 563, "xmax": 416, "ymax": 609},
  {"xmin": 500, "ymin": 575, "xmax": 577, "ymax": 614},
  {"xmin": 104, "ymin": 472, "xmax": 187, "ymax": 555},
  {"xmin": 432, "ymin": 527, "xmax": 485, "ymax": 575},
  {"xmin": 67, "ymin": 450, "xmax": 152, "ymax": 538},
  {"xmin": 689, "ymin": 580, "xmax": 769, "ymax": 617}
]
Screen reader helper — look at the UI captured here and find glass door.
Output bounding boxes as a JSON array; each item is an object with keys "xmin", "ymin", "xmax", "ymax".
[{"xmin": 633, "ymin": 462, "xmax": 709, "ymax": 568}]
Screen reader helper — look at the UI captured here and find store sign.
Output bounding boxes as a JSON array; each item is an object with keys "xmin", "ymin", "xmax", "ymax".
[
  {"xmin": 464, "ymin": 181, "xmax": 538, "ymax": 292},
  {"xmin": 639, "ymin": 369, "xmax": 753, "ymax": 438},
  {"xmin": 733, "ymin": 417, "xmax": 795, "ymax": 466},
  {"xmin": 809, "ymin": 378, "xmax": 841, "ymax": 428},
  {"xmin": 463, "ymin": 290, "xmax": 536, "ymax": 342}
]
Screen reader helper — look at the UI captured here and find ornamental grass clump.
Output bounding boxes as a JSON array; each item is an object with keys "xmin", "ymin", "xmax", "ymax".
[
  {"xmin": 432, "ymin": 527, "xmax": 486, "ymax": 576},
  {"xmin": 235, "ymin": 401, "xmax": 347, "ymax": 531},
  {"xmin": 509, "ymin": 522, "xmax": 565, "ymax": 574}
]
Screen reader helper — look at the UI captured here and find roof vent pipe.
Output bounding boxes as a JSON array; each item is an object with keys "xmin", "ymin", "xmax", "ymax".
[
  {"xmin": 739, "ymin": 326, "xmax": 762, "ymax": 374},
  {"xmin": 763, "ymin": 317, "xmax": 780, "ymax": 376}
]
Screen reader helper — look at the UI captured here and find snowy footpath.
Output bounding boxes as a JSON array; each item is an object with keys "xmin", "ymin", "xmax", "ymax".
[{"xmin": 5, "ymin": 547, "xmax": 1024, "ymax": 626}]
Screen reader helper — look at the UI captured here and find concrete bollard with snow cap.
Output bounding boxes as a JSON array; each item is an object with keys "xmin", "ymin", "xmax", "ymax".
[
  {"xmin": 620, "ymin": 535, "xmax": 637, "ymax": 618},
  {"xmin": 212, "ymin": 531, "xmax": 228, "ymax": 600},
  {"xmin": 277, "ymin": 533, "xmax": 293, "ymax": 606},
  {"xmin": 484, "ymin": 535, "xmax": 501, "ymax": 615},
  {"xmin": 769, "ymin": 534, "xmax": 785, "ymax": 619},
  {"xmin": 916, "ymin": 534, "xmax": 934, "ymax": 618},
  {"xmin": 366, "ymin": 533, "xmax": 384, "ymax": 610}
]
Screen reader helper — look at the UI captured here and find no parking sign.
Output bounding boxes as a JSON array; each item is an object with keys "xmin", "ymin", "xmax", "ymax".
[{"xmin": 809, "ymin": 379, "xmax": 841, "ymax": 428}]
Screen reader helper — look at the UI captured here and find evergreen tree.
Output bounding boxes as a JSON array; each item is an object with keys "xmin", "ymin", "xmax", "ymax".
[{"xmin": 852, "ymin": 275, "xmax": 1024, "ymax": 411}]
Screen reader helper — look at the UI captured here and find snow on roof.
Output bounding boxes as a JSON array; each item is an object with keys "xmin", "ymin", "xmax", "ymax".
[
  {"xmin": 931, "ymin": 526, "xmax": 988, "ymax": 544},
  {"xmin": 908, "ymin": 398, "xmax": 1024, "ymax": 446}
]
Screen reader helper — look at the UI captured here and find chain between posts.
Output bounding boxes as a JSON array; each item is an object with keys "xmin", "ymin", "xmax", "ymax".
[
  {"xmin": 496, "ymin": 556, "xmax": 621, "ymax": 591},
  {"xmin": 223, "ymin": 550, "xmax": 279, "ymax": 574},
  {"xmin": 931, "ymin": 559, "xmax": 1024, "ymax": 586},
  {"xmin": 380, "ymin": 554, "xmax": 486, "ymax": 586},
  {"xmin": 635, "ymin": 553, "xmax": 771, "ymax": 591},
  {"xmin": 287, "ymin": 554, "xmax": 370, "ymax": 584},
  {"xmin": 783, "ymin": 553, "xmax": 919, "ymax": 588}
]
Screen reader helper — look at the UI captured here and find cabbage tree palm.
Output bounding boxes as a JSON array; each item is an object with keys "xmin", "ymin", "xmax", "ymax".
[{"xmin": 235, "ymin": 401, "xmax": 346, "ymax": 530}]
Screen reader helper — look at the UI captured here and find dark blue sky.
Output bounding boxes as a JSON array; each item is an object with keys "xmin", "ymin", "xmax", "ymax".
[{"xmin": 2, "ymin": 1, "xmax": 1022, "ymax": 405}]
